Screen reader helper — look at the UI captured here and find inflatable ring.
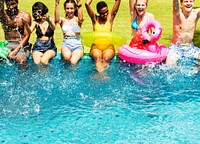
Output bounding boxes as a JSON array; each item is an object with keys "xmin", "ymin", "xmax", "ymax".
[
  {"xmin": 81, "ymin": 32, "xmax": 126, "ymax": 53},
  {"xmin": 0, "ymin": 41, "xmax": 10, "ymax": 59},
  {"xmin": 141, "ymin": 20, "xmax": 162, "ymax": 42}
]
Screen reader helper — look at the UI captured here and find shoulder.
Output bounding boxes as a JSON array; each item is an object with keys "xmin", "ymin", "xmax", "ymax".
[
  {"xmin": 147, "ymin": 12, "xmax": 154, "ymax": 17},
  {"xmin": 19, "ymin": 10, "xmax": 31, "ymax": 21},
  {"xmin": 194, "ymin": 8, "xmax": 200, "ymax": 15},
  {"xmin": 19, "ymin": 10, "xmax": 31, "ymax": 17},
  {"xmin": 147, "ymin": 12, "xmax": 155, "ymax": 20},
  {"xmin": 59, "ymin": 17, "xmax": 66, "ymax": 24}
]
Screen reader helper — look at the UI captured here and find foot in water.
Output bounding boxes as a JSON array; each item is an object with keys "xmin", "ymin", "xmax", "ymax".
[
  {"xmin": 96, "ymin": 62, "xmax": 110, "ymax": 73},
  {"xmin": 18, "ymin": 62, "xmax": 29, "ymax": 70}
]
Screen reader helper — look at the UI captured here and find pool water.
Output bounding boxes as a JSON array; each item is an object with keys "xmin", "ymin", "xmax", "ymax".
[{"xmin": 0, "ymin": 56, "xmax": 200, "ymax": 143}]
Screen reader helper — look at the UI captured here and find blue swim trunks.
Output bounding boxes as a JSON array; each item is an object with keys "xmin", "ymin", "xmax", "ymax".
[
  {"xmin": 168, "ymin": 43, "xmax": 200, "ymax": 59},
  {"xmin": 61, "ymin": 36, "xmax": 84, "ymax": 52}
]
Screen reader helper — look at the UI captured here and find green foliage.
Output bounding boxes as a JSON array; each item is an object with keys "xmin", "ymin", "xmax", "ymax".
[{"xmin": 0, "ymin": 0, "xmax": 200, "ymax": 53}]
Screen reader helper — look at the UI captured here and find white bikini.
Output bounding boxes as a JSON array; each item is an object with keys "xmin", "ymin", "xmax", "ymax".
[
  {"xmin": 61, "ymin": 17, "xmax": 83, "ymax": 51},
  {"xmin": 62, "ymin": 17, "xmax": 80, "ymax": 34}
]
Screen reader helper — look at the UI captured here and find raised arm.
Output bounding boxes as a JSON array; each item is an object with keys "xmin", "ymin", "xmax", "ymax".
[
  {"xmin": 21, "ymin": 13, "xmax": 32, "ymax": 46},
  {"xmin": 46, "ymin": 16, "xmax": 56, "ymax": 30},
  {"xmin": 76, "ymin": 0, "xmax": 84, "ymax": 26},
  {"xmin": 129, "ymin": 0, "xmax": 135, "ymax": 22},
  {"xmin": 198, "ymin": 8, "xmax": 200, "ymax": 19},
  {"xmin": 0, "ymin": 0, "xmax": 6, "ymax": 24},
  {"xmin": 173, "ymin": 0, "xmax": 180, "ymax": 17},
  {"xmin": 85, "ymin": 0, "xmax": 96, "ymax": 24},
  {"xmin": 110, "ymin": 0, "xmax": 121, "ymax": 22},
  {"xmin": 55, "ymin": 0, "xmax": 61, "ymax": 24}
]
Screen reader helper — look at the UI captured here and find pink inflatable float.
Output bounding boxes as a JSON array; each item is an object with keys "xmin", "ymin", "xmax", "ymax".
[{"xmin": 118, "ymin": 20, "xmax": 169, "ymax": 64}]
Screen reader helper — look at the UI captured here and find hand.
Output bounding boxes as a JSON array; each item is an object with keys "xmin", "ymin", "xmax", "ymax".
[
  {"xmin": 56, "ymin": 0, "xmax": 60, "ymax": 4},
  {"xmin": 43, "ymin": 15, "xmax": 50, "ymax": 22},
  {"xmin": 7, "ymin": 51, "xmax": 16, "ymax": 59}
]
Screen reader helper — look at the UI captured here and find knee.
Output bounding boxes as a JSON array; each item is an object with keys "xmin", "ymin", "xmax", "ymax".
[
  {"xmin": 62, "ymin": 53, "xmax": 71, "ymax": 61},
  {"xmin": 33, "ymin": 59, "xmax": 41, "ymax": 65},
  {"xmin": 41, "ymin": 57, "xmax": 49, "ymax": 65},
  {"xmin": 16, "ymin": 56, "xmax": 27, "ymax": 64},
  {"xmin": 165, "ymin": 54, "xmax": 178, "ymax": 66},
  {"xmin": 70, "ymin": 59, "xmax": 78, "ymax": 65}
]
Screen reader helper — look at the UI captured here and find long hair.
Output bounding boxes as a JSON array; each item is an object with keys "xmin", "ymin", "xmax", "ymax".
[{"xmin": 64, "ymin": 0, "xmax": 78, "ymax": 17}]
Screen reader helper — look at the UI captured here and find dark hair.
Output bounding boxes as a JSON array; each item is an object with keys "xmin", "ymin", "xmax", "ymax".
[
  {"xmin": 96, "ymin": 1, "xmax": 107, "ymax": 13},
  {"xmin": 64, "ymin": 0, "xmax": 78, "ymax": 17},
  {"xmin": 5, "ymin": 0, "xmax": 18, "ymax": 3},
  {"xmin": 32, "ymin": 2, "xmax": 48, "ymax": 16}
]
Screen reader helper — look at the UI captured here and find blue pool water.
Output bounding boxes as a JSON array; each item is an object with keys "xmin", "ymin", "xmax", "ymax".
[{"xmin": 0, "ymin": 56, "xmax": 200, "ymax": 143}]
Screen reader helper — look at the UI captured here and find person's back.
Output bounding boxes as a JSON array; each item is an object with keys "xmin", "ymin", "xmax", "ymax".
[
  {"xmin": 0, "ymin": 0, "xmax": 31, "ymax": 64},
  {"xmin": 166, "ymin": 0, "xmax": 200, "ymax": 65}
]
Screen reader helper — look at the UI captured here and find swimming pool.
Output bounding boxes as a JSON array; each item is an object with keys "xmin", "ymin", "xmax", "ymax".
[{"xmin": 0, "ymin": 56, "xmax": 200, "ymax": 143}]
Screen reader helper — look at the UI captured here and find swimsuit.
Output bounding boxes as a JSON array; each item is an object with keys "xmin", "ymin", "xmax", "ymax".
[
  {"xmin": 131, "ymin": 17, "xmax": 139, "ymax": 30},
  {"xmin": 32, "ymin": 22, "xmax": 57, "ymax": 53},
  {"xmin": 61, "ymin": 18, "xmax": 80, "ymax": 34},
  {"xmin": 94, "ymin": 19, "xmax": 111, "ymax": 32},
  {"xmin": 36, "ymin": 24, "xmax": 54, "ymax": 38},
  {"xmin": 168, "ymin": 43, "xmax": 200, "ymax": 59},
  {"xmin": 7, "ymin": 41, "xmax": 31, "ymax": 58},
  {"xmin": 32, "ymin": 39, "xmax": 57, "ymax": 53},
  {"xmin": 61, "ymin": 17, "xmax": 83, "ymax": 52},
  {"xmin": 131, "ymin": 12, "xmax": 148, "ymax": 30},
  {"xmin": 92, "ymin": 18, "xmax": 114, "ymax": 51}
]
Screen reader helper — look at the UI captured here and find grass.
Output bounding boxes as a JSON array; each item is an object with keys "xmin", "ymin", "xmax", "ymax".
[{"xmin": 0, "ymin": 0, "xmax": 200, "ymax": 53}]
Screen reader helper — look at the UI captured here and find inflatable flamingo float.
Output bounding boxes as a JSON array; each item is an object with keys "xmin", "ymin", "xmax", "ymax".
[{"xmin": 118, "ymin": 20, "xmax": 169, "ymax": 64}]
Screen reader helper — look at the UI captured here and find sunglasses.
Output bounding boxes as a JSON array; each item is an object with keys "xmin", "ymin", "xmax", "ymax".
[
  {"xmin": 99, "ymin": 10, "xmax": 108, "ymax": 15},
  {"xmin": 34, "ymin": 10, "xmax": 42, "ymax": 15},
  {"xmin": 32, "ymin": 9, "xmax": 43, "ymax": 19}
]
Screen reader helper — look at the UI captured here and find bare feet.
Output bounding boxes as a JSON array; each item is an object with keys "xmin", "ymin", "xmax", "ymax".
[{"xmin": 96, "ymin": 61, "xmax": 109, "ymax": 73}]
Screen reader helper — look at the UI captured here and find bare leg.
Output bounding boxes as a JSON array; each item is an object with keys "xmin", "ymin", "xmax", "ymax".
[
  {"xmin": 61, "ymin": 47, "xmax": 72, "ymax": 61},
  {"xmin": 102, "ymin": 45, "xmax": 115, "ymax": 68},
  {"xmin": 166, "ymin": 52, "xmax": 179, "ymax": 66},
  {"xmin": 70, "ymin": 49, "xmax": 84, "ymax": 65},
  {"xmin": 196, "ymin": 53, "xmax": 200, "ymax": 66},
  {"xmin": 32, "ymin": 51, "xmax": 43, "ymax": 64},
  {"xmin": 41, "ymin": 50, "xmax": 55, "ymax": 65}
]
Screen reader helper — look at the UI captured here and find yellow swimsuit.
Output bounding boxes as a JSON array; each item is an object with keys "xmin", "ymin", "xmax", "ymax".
[{"xmin": 92, "ymin": 18, "xmax": 113, "ymax": 51}]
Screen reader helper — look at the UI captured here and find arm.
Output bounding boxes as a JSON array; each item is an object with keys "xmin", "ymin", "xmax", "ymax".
[
  {"xmin": 0, "ymin": 0, "xmax": 6, "ymax": 24},
  {"xmin": 77, "ymin": 0, "xmax": 84, "ymax": 26},
  {"xmin": 22, "ymin": 19, "xmax": 37, "ymax": 34},
  {"xmin": 173, "ymin": 0, "xmax": 180, "ymax": 17},
  {"xmin": 85, "ymin": 0, "xmax": 96, "ymax": 24},
  {"xmin": 197, "ymin": 8, "xmax": 200, "ymax": 19},
  {"xmin": 129, "ymin": 0, "xmax": 134, "ymax": 22},
  {"xmin": 45, "ymin": 16, "xmax": 56, "ymax": 30},
  {"xmin": 110, "ymin": 0, "xmax": 121, "ymax": 22},
  {"xmin": 55, "ymin": 0, "xmax": 61, "ymax": 24}
]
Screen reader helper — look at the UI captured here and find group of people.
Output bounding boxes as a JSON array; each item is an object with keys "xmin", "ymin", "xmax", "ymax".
[
  {"xmin": 0, "ymin": 0, "xmax": 200, "ymax": 72},
  {"xmin": 129, "ymin": 0, "xmax": 200, "ymax": 65}
]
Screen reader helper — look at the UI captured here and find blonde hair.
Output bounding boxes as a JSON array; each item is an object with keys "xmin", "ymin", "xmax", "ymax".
[{"xmin": 135, "ymin": 0, "xmax": 148, "ymax": 6}]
